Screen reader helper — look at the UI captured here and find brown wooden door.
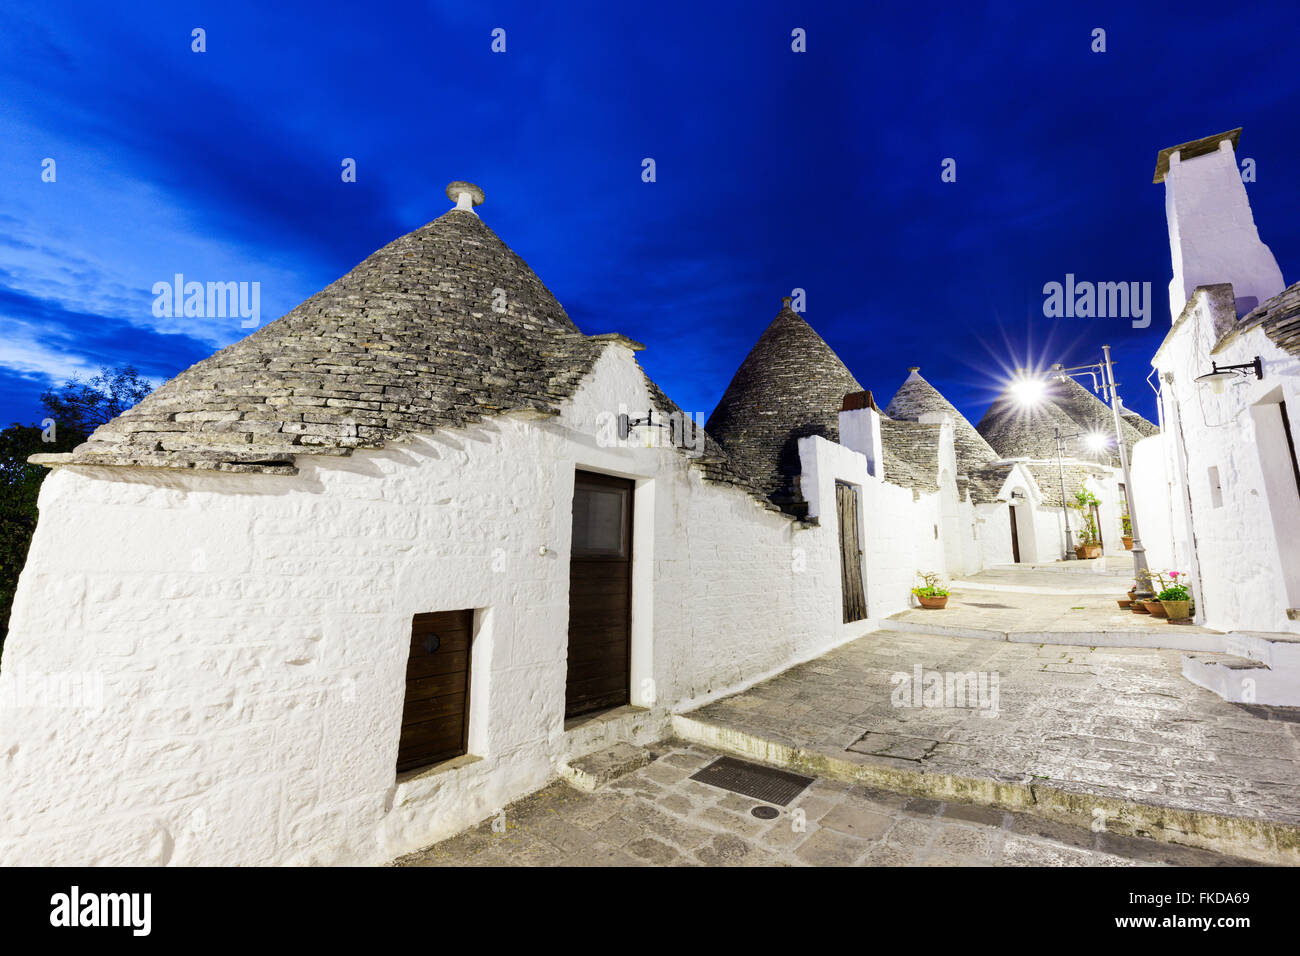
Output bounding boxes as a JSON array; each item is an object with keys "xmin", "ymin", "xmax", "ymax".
[
  {"xmin": 396, "ymin": 609, "xmax": 472, "ymax": 773},
  {"xmin": 1009, "ymin": 505, "xmax": 1021, "ymax": 563},
  {"xmin": 566, "ymin": 471, "xmax": 633, "ymax": 719},
  {"xmin": 836, "ymin": 481, "xmax": 867, "ymax": 623}
]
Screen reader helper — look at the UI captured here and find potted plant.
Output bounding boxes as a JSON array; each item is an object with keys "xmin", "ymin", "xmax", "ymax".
[
  {"xmin": 1137, "ymin": 569, "xmax": 1169, "ymax": 617},
  {"xmin": 1158, "ymin": 572, "xmax": 1192, "ymax": 622},
  {"xmin": 1121, "ymin": 513, "xmax": 1133, "ymax": 551},
  {"xmin": 1143, "ymin": 597, "xmax": 1168, "ymax": 617},
  {"xmin": 911, "ymin": 571, "xmax": 950, "ymax": 610},
  {"xmin": 1070, "ymin": 489, "xmax": 1103, "ymax": 559}
]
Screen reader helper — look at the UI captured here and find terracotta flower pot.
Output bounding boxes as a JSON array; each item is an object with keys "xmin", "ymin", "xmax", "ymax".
[
  {"xmin": 1130, "ymin": 602, "xmax": 1149, "ymax": 614},
  {"xmin": 1161, "ymin": 599, "xmax": 1191, "ymax": 621},
  {"xmin": 1122, "ymin": 536, "xmax": 1133, "ymax": 550},
  {"xmin": 1143, "ymin": 600, "xmax": 1167, "ymax": 618},
  {"xmin": 1117, "ymin": 599, "xmax": 1132, "ymax": 608},
  {"xmin": 917, "ymin": 595, "xmax": 949, "ymax": 610},
  {"xmin": 1076, "ymin": 544, "xmax": 1102, "ymax": 559}
]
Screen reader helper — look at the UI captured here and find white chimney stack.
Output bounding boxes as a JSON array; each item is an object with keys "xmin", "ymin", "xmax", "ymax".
[
  {"xmin": 1155, "ymin": 128, "xmax": 1284, "ymax": 320},
  {"xmin": 838, "ymin": 391, "xmax": 884, "ymax": 478}
]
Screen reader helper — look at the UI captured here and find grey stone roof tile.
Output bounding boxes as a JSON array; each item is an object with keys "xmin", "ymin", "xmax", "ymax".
[
  {"xmin": 884, "ymin": 367, "xmax": 999, "ymax": 475},
  {"xmin": 705, "ymin": 302, "xmax": 863, "ymax": 507},
  {"xmin": 40, "ymin": 207, "xmax": 604, "ymax": 472}
]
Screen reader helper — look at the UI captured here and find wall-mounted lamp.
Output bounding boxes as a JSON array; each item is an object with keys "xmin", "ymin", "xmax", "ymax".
[
  {"xmin": 1193, "ymin": 357, "xmax": 1262, "ymax": 395},
  {"xmin": 617, "ymin": 409, "xmax": 671, "ymax": 441}
]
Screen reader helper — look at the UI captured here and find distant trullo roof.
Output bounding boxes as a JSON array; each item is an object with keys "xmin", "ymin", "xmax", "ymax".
[
  {"xmin": 884, "ymin": 367, "xmax": 999, "ymax": 474},
  {"xmin": 1122, "ymin": 410, "xmax": 1160, "ymax": 438},
  {"xmin": 977, "ymin": 375, "xmax": 1146, "ymax": 466},
  {"xmin": 705, "ymin": 299, "xmax": 863, "ymax": 507},
  {"xmin": 45, "ymin": 186, "xmax": 606, "ymax": 474}
]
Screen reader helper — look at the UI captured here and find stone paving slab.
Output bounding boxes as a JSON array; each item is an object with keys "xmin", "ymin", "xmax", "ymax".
[
  {"xmin": 393, "ymin": 741, "xmax": 1255, "ymax": 867},
  {"xmin": 679, "ymin": 631, "xmax": 1300, "ymax": 864},
  {"xmin": 954, "ymin": 559, "xmax": 1132, "ymax": 594},
  {"xmin": 891, "ymin": 588, "xmax": 1218, "ymax": 640}
]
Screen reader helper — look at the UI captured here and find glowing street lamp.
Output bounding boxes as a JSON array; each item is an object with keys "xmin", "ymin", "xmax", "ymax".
[
  {"xmin": 1010, "ymin": 375, "xmax": 1047, "ymax": 407},
  {"xmin": 1011, "ymin": 347, "xmax": 1154, "ymax": 599},
  {"xmin": 1085, "ymin": 431, "xmax": 1110, "ymax": 453}
]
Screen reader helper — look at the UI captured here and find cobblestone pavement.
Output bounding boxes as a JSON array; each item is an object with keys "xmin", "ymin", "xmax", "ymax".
[
  {"xmin": 686, "ymin": 630, "xmax": 1300, "ymax": 829},
  {"xmin": 394, "ymin": 741, "xmax": 1253, "ymax": 867}
]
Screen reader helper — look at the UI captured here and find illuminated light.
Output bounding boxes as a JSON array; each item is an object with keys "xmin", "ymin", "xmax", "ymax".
[{"xmin": 1010, "ymin": 377, "xmax": 1046, "ymax": 407}]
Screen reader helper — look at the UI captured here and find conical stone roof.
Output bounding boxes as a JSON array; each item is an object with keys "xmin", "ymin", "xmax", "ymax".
[
  {"xmin": 51, "ymin": 200, "xmax": 603, "ymax": 473},
  {"xmin": 1050, "ymin": 377, "xmax": 1146, "ymax": 463},
  {"xmin": 884, "ymin": 367, "xmax": 998, "ymax": 474},
  {"xmin": 1122, "ymin": 410, "xmax": 1160, "ymax": 438},
  {"xmin": 976, "ymin": 376, "xmax": 1145, "ymax": 466},
  {"xmin": 705, "ymin": 301, "xmax": 863, "ymax": 505},
  {"xmin": 976, "ymin": 386, "xmax": 1088, "ymax": 461}
]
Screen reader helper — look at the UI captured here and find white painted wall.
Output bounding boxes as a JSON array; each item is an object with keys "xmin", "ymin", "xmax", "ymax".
[
  {"xmin": 1130, "ymin": 434, "xmax": 1179, "ymax": 574},
  {"xmin": 0, "ymin": 342, "xmax": 881, "ymax": 866},
  {"xmin": 1152, "ymin": 291, "xmax": 1300, "ymax": 633},
  {"xmin": 799, "ymin": 435, "xmax": 948, "ymax": 613},
  {"xmin": 1164, "ymin": 138, "xmax": 1285, "ymax": 319}
]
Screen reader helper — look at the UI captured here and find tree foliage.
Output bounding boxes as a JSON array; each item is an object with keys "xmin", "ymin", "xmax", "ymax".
[{"xmin": 1, "ymin": 366, "xmax": 152, "ymax": 653}]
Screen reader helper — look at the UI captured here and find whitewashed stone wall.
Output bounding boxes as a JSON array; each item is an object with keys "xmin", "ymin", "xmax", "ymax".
[
  {"xmin": 1129, "ymin": 434, "xmax": 1181, "ymax": 574},
  {"xmin": 0, "ymin": 342, "xmax": 884, "ymax": 866},
  {"xmin": 799, "ymin": 435, "xmax": 948, "ymax": 612},
  {"xmin": 1163, "ymin": 139, "xmax": 1285, "ymax": 319},
  {"xmin": 1151, "ymin": 290, "xmax": 1300, "ymax": 633}
]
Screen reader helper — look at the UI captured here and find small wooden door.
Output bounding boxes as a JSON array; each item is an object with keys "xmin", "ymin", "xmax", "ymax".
[
  {"xmin": 396, "ymin": 609, "xmax": 472, "ymax": 773},
  {"xmin": 566, "ymin": 471, "xmax": 633, "ymax": 718},
  {"xmin": 1009, "ymin": 505, "xmax": 1021, "ymax": 563},
  {"xmin": 836, "ymin": 481, "xmax": 867, "ymax": 623}
]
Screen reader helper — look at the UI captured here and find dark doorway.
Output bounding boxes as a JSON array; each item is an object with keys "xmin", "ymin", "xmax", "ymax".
[
  {"xmin": 566, "ymin": 471, "xmax": 634, "ymax": 719},
  {"xmin": 397, "ymin": 609, "xmax": 473, "ymax": 773},
  {"xmin": 836, "ymin": 481, "xmax": 868, "ymax": 623},
  {"xmin": 1009, "ymin": 505, "xmax": 1021, "ymax": 563}
]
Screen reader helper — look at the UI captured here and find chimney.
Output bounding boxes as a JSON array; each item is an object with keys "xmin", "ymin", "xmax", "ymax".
[
  {"xmin": 1154, "ymin": 129, "xmax": 1284, "ymax": 320},
  {"xmin": 838, "ymin": 390, "xmax": 883, "ymax": 477}
]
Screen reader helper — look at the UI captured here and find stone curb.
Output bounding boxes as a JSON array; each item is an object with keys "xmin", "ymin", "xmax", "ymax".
[
  {"xmin": 887, "ymin": 618, "xmax": 1225, "ymax": 653},
  {"xmin": 671, "ymin": 714, "xmax": 1300, "ymax": 865}
]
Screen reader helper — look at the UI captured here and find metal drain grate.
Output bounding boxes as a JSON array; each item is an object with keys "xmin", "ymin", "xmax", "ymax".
[{"xmin": 689, "ymin": 756, "xmax": 814, "ymax": 806}]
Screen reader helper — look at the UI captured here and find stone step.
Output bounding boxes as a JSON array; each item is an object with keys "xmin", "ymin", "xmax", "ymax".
[
  {"xmin": 890, "ymin": 617, "xmax": 1221, "ymax": 652},
  {"xmin": 1224, "ymin": 630, "xmax": 1300, "ymax": 668},
  {"xmin": 1182, "ymin": 650, "xmax": 1300, "ymax": 706},
  {"xmin": 558, "ymin": 742, "xmax": 653, "ymax": 792},
  {"xmin": 671, "ymin": 713, "xmax": 1300, "ymax": 866}
]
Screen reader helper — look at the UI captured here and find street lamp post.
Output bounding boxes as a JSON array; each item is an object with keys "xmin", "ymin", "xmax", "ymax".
[
  {"xmin": 1039, "ymin": 347, "xmax": 1153, "ymax": 599},
  {"xmin": 1054, "ymin": 427, "xmax": 1076, "ymax": 559},
  {"xmin": 1101, "ymin": 344, "xmax": 1153, "ymax": 600}
]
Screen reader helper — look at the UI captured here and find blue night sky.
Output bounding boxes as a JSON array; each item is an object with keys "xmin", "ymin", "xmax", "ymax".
[{"xmin": 1, "ymin": 1, "xmax": 1296, "ymax": 429}]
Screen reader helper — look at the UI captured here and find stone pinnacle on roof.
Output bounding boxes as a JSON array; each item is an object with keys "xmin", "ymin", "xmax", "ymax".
[
  {"xmin": 445, "ymin": 181, "xmax": 486, "ymax": 213},
  {"xmin": 706, "ymin": 297, "xmax": 862, "ymax": 508},
  {"xmin": 884, "ymin": 366, "xmax": 998, "ymax": 473}
]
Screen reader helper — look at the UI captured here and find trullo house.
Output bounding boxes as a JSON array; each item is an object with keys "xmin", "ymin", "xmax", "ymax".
[
  {"xmin": 1, "ymin": 182, "xmax": 1114, "ymax": 865},
  {"xmin": 1127, "ymin": 128, "xmax": 1300, "ymax": 704}
]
